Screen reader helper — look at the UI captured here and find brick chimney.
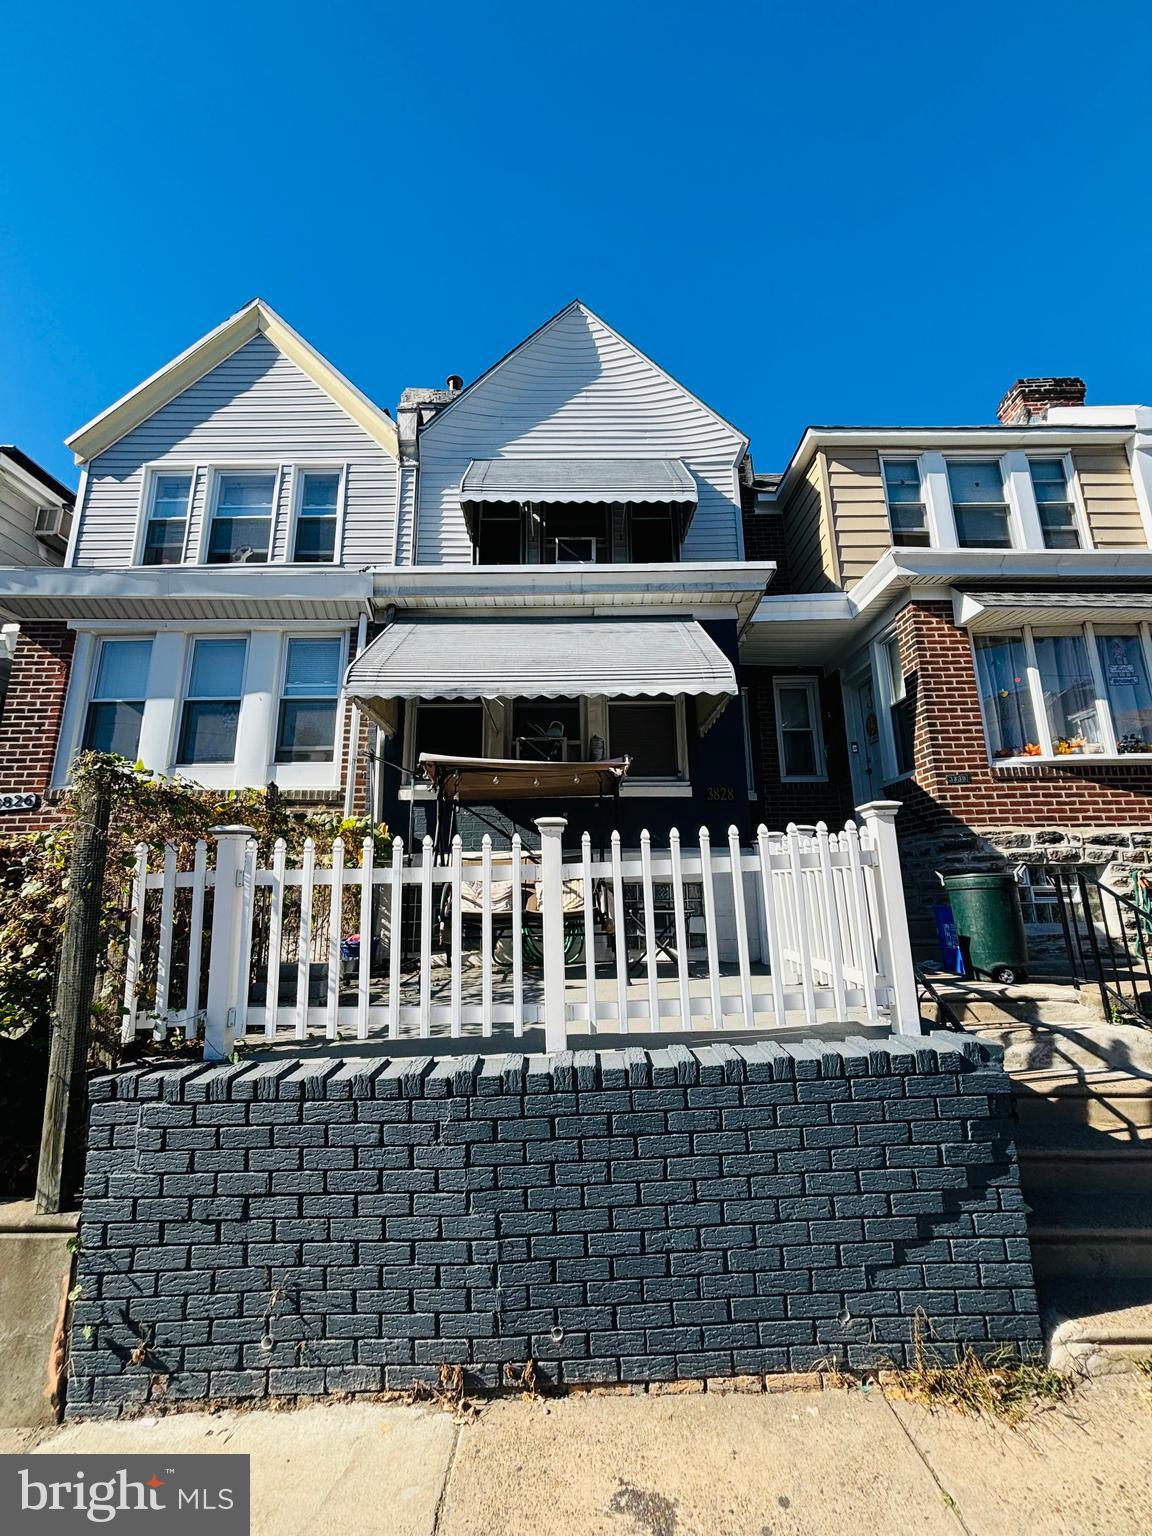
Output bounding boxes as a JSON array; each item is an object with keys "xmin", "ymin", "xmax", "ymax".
[{"xmin": 997, "ymin": 377, "xmax": 1086, "ymax": 426}]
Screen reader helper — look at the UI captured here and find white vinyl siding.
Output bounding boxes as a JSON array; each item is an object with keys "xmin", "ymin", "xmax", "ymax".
[
  {"xmin": 409, "ymin": 305, "xmax": 745, "ymax": 566},
  {"xmin": 73, "ymin": 335, "xmax": 399, "ymax": 568}
]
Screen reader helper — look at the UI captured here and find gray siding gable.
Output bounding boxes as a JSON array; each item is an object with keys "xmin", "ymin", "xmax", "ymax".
[
  {"xmin": 408, "ymin": 305, "xmax": 747, "ymax": 566},
  {"xmin": 73, "ymin": 334, "xmax": 399, "ymax": 567}
]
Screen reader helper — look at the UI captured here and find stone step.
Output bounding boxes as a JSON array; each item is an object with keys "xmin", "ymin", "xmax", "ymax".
[
  {"xmin": 1040, "ymin": 1279, "xmax": 1152, "ymax": 1376},
  {"xmin": 1018, "ymin": 1146, "xmax": 1152, "ymax": 1194},
  {"xmin": 1014, "ymin": 1073, "xmax": 1152, "ymax": 1142}
]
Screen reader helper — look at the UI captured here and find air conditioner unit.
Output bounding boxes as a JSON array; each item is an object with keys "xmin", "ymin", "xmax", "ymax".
[
  {"xmin": 34, "ymin": 505, "xmax": 70, "ymax": 555},
  {"xmin": 548, "ymin": 536, "xmax": 598, "ymax": 564}
]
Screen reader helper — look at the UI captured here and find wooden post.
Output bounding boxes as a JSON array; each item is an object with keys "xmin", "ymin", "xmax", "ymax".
[
  {"xmin": 35, "ymin": 769, "xmax": 115, "ymax": 1214},
  {"xmin": 535, "ymin": 817, "xmax": 569, "ymax": 1053}
]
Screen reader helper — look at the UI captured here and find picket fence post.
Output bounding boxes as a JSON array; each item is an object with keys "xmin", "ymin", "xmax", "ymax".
[
  {"xmin": 204, "ymin": 825, "xmax": 256, "ymax": 1061},
  {"xmin": 535, "ymin": 816, "xmax": 569, "ymax": 1053},
  {"xmin": 857, "ymin": 800, "xmax": 921, "ymax": 1035}
]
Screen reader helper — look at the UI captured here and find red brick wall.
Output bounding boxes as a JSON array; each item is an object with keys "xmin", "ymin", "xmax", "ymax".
[
  {"xmin": 743, "ymin": 666, "xmax": 855, "ymax": 832},
  {"xmin": 883, "ymin": 600, "xmax": 1152, "ymax": 835},
  {"xmin": 0, "ymin": 622, "xmax": 73, "ymax": 833}
]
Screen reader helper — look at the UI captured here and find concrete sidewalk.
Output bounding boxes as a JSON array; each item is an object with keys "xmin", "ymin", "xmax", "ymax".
[{"xmin": 5, "ymin": 1379, "xmax": 1151, "ymax": 1536}]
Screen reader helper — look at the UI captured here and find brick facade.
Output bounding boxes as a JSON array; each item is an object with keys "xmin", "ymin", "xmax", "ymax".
[
  {"xmin": 0, "ymin": 622, "xmax": 73, "ymax": 832},
  {"xmin": 68, "ymin": 1037, "xmax": 1040, "ymax": 1417},
  {"xmin": 881, "ymin": 600, "xmax": 1152, "ymax": 925}
]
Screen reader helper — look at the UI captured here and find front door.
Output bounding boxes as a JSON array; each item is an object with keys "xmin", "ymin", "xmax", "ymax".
[{"xmin": 845, "ymin": 667, "xmax": 880, "ymax": 807}]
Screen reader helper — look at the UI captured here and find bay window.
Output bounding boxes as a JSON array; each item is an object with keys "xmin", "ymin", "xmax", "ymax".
[
  {"xmin": 276, "ymin": 637, "xmax": 342, "ymax": 762},
  {"xmin": 82, "ymin": 639, "xmax": 153, "ymax": 758},
  {"xmin": 947, "ymin": 460, "xmax": 1013, "ymax": 548},
  {"xmin": 207, "ymin": 473, "xmax": 275, "ymax": 563},
  {"xmin": 178, "ymin": 638, "xmax": 247, "ymax": 763},
  {"xmin": 974, "ymin": 622, "xmax": 1152, "ymax": 760}
]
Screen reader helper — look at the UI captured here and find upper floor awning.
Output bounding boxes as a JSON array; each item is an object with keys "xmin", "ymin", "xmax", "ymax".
[{"xmin": 459, "ymin": 458, "xmax": 697, "ymax": 535}]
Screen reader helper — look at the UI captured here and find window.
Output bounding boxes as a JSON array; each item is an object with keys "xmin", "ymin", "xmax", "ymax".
[
  {"xmin": 207, "ymin": 473, "xmax": 275, "ymax": 563},
  {"xmin": 974, "ymin": 622, "xmax": 1152, "ymax": 761},
  {"xmin": 82, "ymin": 640, "xmax": 152, "ymax": 758},
  {"xmin": 1033, "ymin": 631, "xmax": 1104, "ymax": 752},
  {"xmin": 275, "ymin": 638, "xmax": 342, "ymax": 762},
  {"xmin": 542, "ymin": 506, "xmax": 608, "ymax": 564},
  {"xmin": 412, "ymin": 702, "xmax": 485, "ymax": 761},
  {"xmin": 608, "ymin": 698, "xmax": 680, "ymax": 777},
  {"xmin": 475, "ymin": 509, "xmax": 523, "ymax": 565},
  {"xmin": 142, "ymin": 474, "xmax": 191, "ymax": 565},
  {"xmin": 772, "ymin": 678, "xmax": 826, "ymax": 781},
  {"xmin": 973, "ymin": 633, "xmax": 1038, "ymax": 758},
  {"xmin": 512, "ymin": 699, "xmax": 582, "ymax": 761},
  {"xmin": 947, "ymin": 460, "xmax": 1012, "ymax": 548},
  {"xmin": 882, "ymin": 460, "xmax": 930, "ymax": 547},
  {"xmin": 1030, "ymin": 459, "xmax": 1080, "ymax": 550},
  {"xmin": 293, "ymin": 472, "xmax": 340, "ymax": 562},
  {"xmin": 1096, "ymin": 631, "xmax": 1152, "ymax": 751},
  {"xmin": 178, "ymin": 638, "xmax": 246, "ymax": 763},
  {"xmin": 629, "ymin": 508, "xmax": 679, "ymax": 563},
  {"xmin": 883, "ymin": 636, "xmax": 915, "ymax": 774}
]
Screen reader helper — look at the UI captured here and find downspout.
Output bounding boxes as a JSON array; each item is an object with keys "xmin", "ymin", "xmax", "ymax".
[{"xmin": 343, "ymin": 611, "xmax": 369, "ymax": 817}]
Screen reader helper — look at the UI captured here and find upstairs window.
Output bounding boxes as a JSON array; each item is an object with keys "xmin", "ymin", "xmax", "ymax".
[
  {"xmin": 947, "ymin": 460, "xmax": 1012, "ymax": 548},
  {"xmin": 1030, "ymin": 459, "xmax": 1081, "ymax": 549},
  {"xmin": 293, "ymin": 472, "xmax": 340, "ymax": 562},
  {"xmin": 883, "ymin": 635, "xmax": 915, "ymax": 773},
  {"xmin": 178, "ymin": 638, "xmax": 247, "ymax": 763},
  {"xmin": 773, "ymin": 678, "xmax": 826, "ymax": 781},
  {"xmin": 83, "ymin": 639, "xmax": 152, "ymax": 758},
  {"xmin": 276, "ymin": 637, "xmax": 342, "ymax": 761},
  {"xmin": 543, "ymin": 506, "xmax": 608, "ymax": 564},
  {"xmin": 475, "ymin": 509, "xmax": 523, "ymax": 565},
  {"xmin": 207, "ymin": 473, "xmax": 275, "ymax": 563},
  {"xmin": 629, "ymin": 507, "xmax": 679, "ymax": 563},
  {"xmin": 142, "ymin": 474, "xmax": 192, "ymax": 565},
  {"xmin": 882, "ymin": 460, "xmax": 930, "ymax": 547},
  {"xmin": 608, "ymin": 697, "xmax": 680, "ymax": 777}
]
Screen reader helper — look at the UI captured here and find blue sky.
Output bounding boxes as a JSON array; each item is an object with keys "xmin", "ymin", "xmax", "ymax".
[{"xmin": 2, "ymin": 0, "xmax": 1149, "ymax": 487}]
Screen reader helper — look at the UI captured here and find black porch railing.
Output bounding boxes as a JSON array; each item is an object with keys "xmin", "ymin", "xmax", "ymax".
[{"xmin": 1046, "ymin": 866, "xmax": 1152, "ymax": 1026}]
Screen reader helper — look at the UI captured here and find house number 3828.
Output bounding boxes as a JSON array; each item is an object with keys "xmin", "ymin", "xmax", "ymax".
[{"xmin": 705, "ymin": 786, "xmax": 736, "ymax": 801}]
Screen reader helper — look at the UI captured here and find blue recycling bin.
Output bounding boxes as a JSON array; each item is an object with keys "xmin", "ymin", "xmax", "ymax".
[{"xmin": 933, "ymin": 903, "xmax": 965, "ymax": 975}]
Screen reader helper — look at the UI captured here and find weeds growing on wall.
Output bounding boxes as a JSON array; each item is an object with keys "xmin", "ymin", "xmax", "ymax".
[{"xmin": 0, "ymin": 753, "xmax": 390, "ymax": 1194}]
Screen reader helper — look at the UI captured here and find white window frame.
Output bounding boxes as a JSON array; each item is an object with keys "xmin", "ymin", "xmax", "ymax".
[
  {"xmin": 133, "ymin": 465, "xmax": 197, "ymax": 566},
  {"xmin": 175, "ymin": 634, "xmax": 250, "ymax": 769},
  {"xmin": 878, "ymin": 455, "xmax": 933, "ymax": 549},
  {"xmin": 268, "ymin": 629, "xmax": 349, "ymax": 789},
  {"xmin": 972, "ymin": 619, "xmax": 1152, "ymax": 766},
  {"xmin": 1025, "ymin": 451, "xmax": 1093, "ymax": 552},
  {"xmin": 286, "ymin": 464, "xmax": 347, "ymax": 565},
  {"xmin": 79, "ymin": 635, "xmax": 154, "ymax": 759},
  {"xmin": 772, "ymin": 676, "xmax": 827, "ymax": 783},
  {"xmin": 869, "ymin": 629, "xmax": 916, "ymax": 784},
  {"xmin": 196, "ymin": 465, "xmax": 284, "ymax": 565},
  {"xmin": 942, "ymin": 453, "xmax": 1021, "ymax": 551}
]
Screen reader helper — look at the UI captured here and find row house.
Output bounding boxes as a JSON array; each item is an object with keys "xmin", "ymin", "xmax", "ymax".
[{"xmin": 0, "ymin": 302, "xmax": 1149, "ymax": 951}]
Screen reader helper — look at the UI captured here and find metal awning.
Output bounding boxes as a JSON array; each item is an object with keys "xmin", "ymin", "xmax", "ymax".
[
  {"xmin": 418, "ymin": 753, "xmax": 630, "ymax": 802},
  {"xmin": 954, "ymin": 588, "xmax": 1152, "ymax": 631},
  {"xmin": 459, "ymin": 458, "xmax": 697, "ymax": 540},
  {"xmin": 345, "ymin": 616, "xmax": 737, "ymax": 731}
]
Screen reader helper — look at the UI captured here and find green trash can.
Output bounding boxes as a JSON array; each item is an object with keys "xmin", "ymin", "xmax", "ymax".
[{"xmin": 939, "ymin": 872, "xmax": 1029, "ymax": 984}]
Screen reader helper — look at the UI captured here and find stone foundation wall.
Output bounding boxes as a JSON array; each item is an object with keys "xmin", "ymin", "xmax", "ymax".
[{"xmin": 68, "ymin": 1038, "xmax": 1042, "ymax": 1419}]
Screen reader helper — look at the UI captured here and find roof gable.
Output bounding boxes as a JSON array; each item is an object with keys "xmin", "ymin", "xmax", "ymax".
[
  {"xmin": 421, "ymin": 300, "xmax": 748, "ymax": 448},
  {"xmin": 66, "ymin": 300, "xmax": 398, "ymax": 464}
]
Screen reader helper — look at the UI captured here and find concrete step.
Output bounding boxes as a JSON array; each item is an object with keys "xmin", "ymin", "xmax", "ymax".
[
  {"xmin": 1018, "ymin": 1146, "xmax": 1152, "ymax": 1194},
  {"xmin": 1040, "ymin": 1278, "xmax": 1152, "ymax": 1376},
  {"xmin": 1014, "ymin": 1072, "xmax": 1152, "ymax": 1143}
]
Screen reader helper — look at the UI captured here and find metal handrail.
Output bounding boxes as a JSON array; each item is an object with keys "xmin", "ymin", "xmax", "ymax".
[{"xmin": 1046, "ymin": 865, "xmax": 1152, "ymax": 1026}]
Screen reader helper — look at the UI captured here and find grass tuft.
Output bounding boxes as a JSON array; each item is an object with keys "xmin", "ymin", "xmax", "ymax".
[{"xmin": 881, "ymin": 1319, "xmax": 1073, "ymax": 1424}]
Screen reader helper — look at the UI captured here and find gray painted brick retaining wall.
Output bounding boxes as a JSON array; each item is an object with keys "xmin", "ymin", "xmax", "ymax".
[{"xmin": 68, "ymin": 1035, "xmax": 1042, "ymax": 1418}]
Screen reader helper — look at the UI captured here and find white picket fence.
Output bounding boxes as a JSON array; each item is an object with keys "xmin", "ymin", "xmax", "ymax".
[{"xmin": 121, "ymin": 802, "xmax": 920, "ymax": 1059}]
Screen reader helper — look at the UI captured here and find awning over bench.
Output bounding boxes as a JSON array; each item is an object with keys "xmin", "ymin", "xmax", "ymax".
[
  {"xmin": 344, "ymin": 616, "xmax": 738, "ymax": 731},
  {"xmin": 418, "ymin": 753, "xmax": 630, "ymax": 802}
]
